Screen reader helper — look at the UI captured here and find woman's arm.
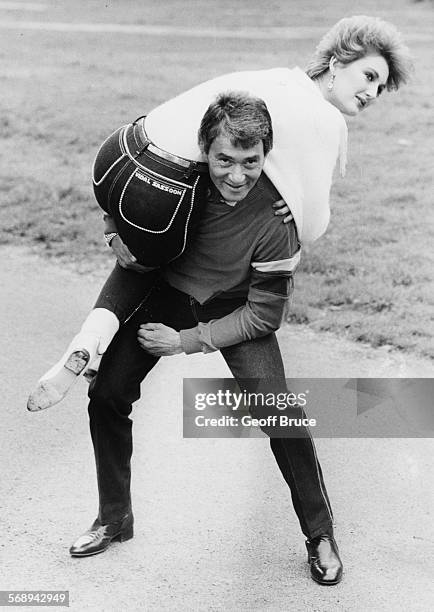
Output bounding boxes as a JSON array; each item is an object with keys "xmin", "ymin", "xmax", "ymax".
[
  {"xmin": 102, "ymin": 214, "xmax": 157, "ymax": 273},
  {"xmin": 272, "ymin": 199, "xmax": 293, "ymax": 224}
]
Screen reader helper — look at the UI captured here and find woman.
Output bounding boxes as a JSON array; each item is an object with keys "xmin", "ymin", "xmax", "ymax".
[{"xmin": 27, "ymin": 15, "xmax": 412, "ymax": 412}]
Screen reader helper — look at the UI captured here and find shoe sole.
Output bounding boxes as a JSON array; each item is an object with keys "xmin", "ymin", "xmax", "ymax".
[
  {"xmin": 27, "ymin": 350, "xmax": 90, "ymax": 412},
  {"xmin": 69, "ymin": 527, "xmax": 134, "ymax": 557}
]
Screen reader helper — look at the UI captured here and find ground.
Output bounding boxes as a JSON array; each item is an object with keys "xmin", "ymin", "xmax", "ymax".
[{"xmin": 1, "ymin": 245, "xmax": 433, "ymax": 611}]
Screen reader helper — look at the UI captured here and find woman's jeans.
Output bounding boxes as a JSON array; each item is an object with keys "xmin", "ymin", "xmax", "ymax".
[
  {"xmin": 88, "ymin": 279, "xmax": 334, "ymax": 540},
  {"xmin": 94, "ymin": 263, "xmax": 158, "ymax": 323},
  {"xmin": 92, "ymin": 117, "xmax": 209, "ymax": 267},
  {"xmin": 92, "ymin": 116, "xmax": 209, "ymax": 323}
]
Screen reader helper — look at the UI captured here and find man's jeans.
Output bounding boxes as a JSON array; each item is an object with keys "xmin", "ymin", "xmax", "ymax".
[{"xmin": 88, "ymin": 280, "xmax": 334, "ymax": 539}]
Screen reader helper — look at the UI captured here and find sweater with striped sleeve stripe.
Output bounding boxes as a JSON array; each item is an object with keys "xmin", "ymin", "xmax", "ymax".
[{"xmin": 163, "ymin": 173, "xmax": 300, "ymax": 354}]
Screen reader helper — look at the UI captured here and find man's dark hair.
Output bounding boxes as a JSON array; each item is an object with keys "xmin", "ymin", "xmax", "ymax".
[{"xmin": 198, "ymin": 91, "xmax": 273, "ymax": 156}]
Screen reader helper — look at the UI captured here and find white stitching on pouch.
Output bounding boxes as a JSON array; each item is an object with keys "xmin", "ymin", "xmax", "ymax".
[
  {"xmin": 92, "ymin": 125, "xmax": 128, "ymax": 186},
  {"xmin": 167, "ymin": 174, "xmax": 200, "ymax": 261},
  {"xmin": 118, "ymin": 168, "xmax": 188, "ymax": 234}
]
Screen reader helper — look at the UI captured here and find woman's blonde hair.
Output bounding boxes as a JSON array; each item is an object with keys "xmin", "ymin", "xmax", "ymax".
[{"xmin": 306, "ymin": 15, "xmax": 413, "ymax": 90}]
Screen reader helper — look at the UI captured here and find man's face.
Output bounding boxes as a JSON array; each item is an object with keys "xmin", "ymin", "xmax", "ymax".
[{"xmin": 206, "ymin": 133, "xmax": 265, "ymax": 203}]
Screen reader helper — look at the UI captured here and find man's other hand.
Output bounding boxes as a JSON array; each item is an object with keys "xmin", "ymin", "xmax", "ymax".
[
  {"xmin": 272, "ymin": 198, "xmax": 293, "ymax": 224},
  {"xmin": 138, "ymin": 323, "xmax": 183, "ymax": 356},
  {"xmin": 111, "ymin": 235, "xmax": 157, "ymax": 273}
]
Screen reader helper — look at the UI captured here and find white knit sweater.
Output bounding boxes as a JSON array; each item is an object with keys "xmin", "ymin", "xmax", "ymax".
[{"xmin": 146, "ymin": 67, "xmax": 348, "ymax": 244}]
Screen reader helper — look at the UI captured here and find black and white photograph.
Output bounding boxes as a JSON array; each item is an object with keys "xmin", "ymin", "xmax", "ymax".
[{"xmin": 1, "ymin": 1, "xmax": 433, "ymax": 610}]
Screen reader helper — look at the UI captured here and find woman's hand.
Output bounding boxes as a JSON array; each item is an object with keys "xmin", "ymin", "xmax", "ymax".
[
  {"xmin": 111, "ymin": 235, "xmax": 157, "ymax": 273},
  {"xmin": 272, "ymin": 199, "xmax": 293, "ymax": 224}
]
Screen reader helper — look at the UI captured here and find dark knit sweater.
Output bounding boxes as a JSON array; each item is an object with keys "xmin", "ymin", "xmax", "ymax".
[{"xmin": 164, "ymin": 173, "xmax": 301, "ymax": 354}]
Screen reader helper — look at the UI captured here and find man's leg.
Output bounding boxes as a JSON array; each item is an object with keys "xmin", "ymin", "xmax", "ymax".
[
  {"xmin": 220, "ymin": 334, "xmax": 342, "ymax": 585},
  {"xmin": 69, "ymin": 309, "xmax": 159, "ymax": 557},
  {"xmin": 220, "ymin": 334, "xmax": 333, "ymax": 539},
  {"xmin": 86, "ymin": 309, "xmax": 160, "ymax": 524},
  {"xmin": 70, "ymin": 281, "xmax": 198, "ymax": 557}
]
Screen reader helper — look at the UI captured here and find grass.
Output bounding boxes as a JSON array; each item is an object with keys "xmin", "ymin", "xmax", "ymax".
[{"xmin": 1, "ymin": 0, "xmax": 433, "ymax": 358}]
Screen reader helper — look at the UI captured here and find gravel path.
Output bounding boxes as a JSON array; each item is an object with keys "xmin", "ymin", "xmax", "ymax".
[{"xmin": 1, "ymin": 247, "xmax": 433, "ymax": 611}]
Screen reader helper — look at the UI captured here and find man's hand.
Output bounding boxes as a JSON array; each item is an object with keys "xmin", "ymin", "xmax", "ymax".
[
  {"xmin": 272, "ymin": 198, "xmax": 293, "ymax": 224},
  {"xmin": 137, "ymin": 323, "xmax": 183, "ymax": 356},
  {"xmin": 111, "ymin": 235, "xmax": 157, "ymax": 273}
]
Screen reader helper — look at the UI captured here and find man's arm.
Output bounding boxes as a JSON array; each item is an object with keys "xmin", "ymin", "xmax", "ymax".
[
  {"xmin": 139, "ymin": 220, "xmax": 300, "ymax": 356},
  {"xmin": 137, "ymin": 266, "xmax": 297, "ymax": 356},
  {"xmin": 179, "ymin": 255, "xmax": 299, "ymax": 354}
]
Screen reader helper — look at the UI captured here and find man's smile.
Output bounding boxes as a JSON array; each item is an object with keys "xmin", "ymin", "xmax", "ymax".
[{"xmin": 225, "ymin": 182, "xmax": 247, "ymax": 190}]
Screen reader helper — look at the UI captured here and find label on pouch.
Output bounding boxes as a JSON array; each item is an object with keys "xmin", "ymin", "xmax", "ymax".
[{"xmin": 135, "ymin": 171, "xmax": 183, "ymax": 196}]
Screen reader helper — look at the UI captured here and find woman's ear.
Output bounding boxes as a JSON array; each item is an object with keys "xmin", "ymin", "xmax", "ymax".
[{"xmin": 329, "ymin": 56, "xmax": 337, "ymax": 74}]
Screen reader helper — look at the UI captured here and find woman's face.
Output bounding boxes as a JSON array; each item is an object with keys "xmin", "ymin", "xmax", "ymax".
[{"xmin": 326, "ymin": 53, "xmax": 389, "ymax": 116}]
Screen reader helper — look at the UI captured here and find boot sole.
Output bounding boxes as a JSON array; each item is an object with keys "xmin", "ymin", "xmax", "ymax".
[{"xmin": 64, "ymin": 350, "xmax": 90, "ymax": 375}]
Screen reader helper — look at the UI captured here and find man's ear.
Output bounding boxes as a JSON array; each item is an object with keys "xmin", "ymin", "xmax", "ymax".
[{"xmin": 198, "ymin": 141, "xmax": 208, "ymax": 158}]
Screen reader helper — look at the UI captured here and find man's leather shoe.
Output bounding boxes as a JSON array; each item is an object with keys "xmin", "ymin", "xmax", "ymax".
[
  {"xmin": 69, "ymin": 514, "xmax": 133, "ymax": 557},
  {"xmin": 306, "ymin": 534, "xmax": 343, "ymax": 585}
]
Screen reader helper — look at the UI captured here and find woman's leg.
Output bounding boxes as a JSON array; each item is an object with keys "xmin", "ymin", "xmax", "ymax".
[
  {"xmin": 27, "ymin": 265, "xmax": 158, "ymax": 412},
  {"xmin": 82, "ymin": 265, "xmax": 159, "ymax": 379},
  {"xmin": 94, "ymin": 263, "xmax": 158, "ymax": 322},
  {"xmin": 27, "ymin": 119, "xmax": 206, "ymax": 413}
]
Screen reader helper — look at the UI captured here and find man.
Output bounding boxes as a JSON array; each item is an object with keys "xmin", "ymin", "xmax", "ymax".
[{"xmin": 69, "ymin": 93, "xmax": 343, "ymax": 586}]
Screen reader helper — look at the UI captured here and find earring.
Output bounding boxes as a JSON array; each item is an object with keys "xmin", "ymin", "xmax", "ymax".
[{"xmin": 327, "ymin": 73, "xmax": 336, "ymax": 91}]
